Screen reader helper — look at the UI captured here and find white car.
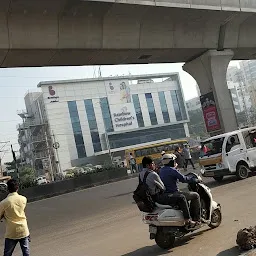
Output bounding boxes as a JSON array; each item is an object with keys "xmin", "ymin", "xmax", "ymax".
[{"xmin": 36, "ymin": 176, "xmax": 48, "ymax": 185}]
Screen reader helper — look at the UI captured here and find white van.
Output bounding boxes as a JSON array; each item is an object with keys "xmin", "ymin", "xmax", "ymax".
[{"xmin": 199, "ymin": 127, "xmax": 256, "ymax": 182}]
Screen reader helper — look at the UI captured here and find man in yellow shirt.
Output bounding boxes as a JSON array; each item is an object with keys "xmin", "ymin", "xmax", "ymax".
[{"xmin": 0, "ymin": 179, "xmax": 30, "ymax": 256}]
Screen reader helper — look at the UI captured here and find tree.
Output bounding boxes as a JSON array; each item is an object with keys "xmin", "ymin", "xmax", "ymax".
[
  {"xmin": 19, "ymin": 166, "xmax": 36, "ymax": 188},
  {"xmin": 187, "ymin": 109, "xmax": 208, "ymax": 139}
]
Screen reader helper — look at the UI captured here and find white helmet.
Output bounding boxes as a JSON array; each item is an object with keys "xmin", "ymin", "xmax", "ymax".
[{"xmin": 162, "ymin": 153, "xmax": 177, "ymax": 165}]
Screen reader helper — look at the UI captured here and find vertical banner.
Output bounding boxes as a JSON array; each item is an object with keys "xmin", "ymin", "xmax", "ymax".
[
  {"xmin": 200, "ymin": 92, "xmax": 221, "ymax": 132},
  {"xmin": 105, "ymin": 80, "xmax": 138, "ymax": 132}
]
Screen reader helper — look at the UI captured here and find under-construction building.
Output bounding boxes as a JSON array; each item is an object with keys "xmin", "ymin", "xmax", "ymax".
[{"xmin": 17, "ymin": 92, "xmax": 57, "ymax": 179}]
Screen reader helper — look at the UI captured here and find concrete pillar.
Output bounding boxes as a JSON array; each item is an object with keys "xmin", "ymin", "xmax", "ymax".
[{"xmin": 183, "ymin": 49, "xmax": 238, "ymax": 136}]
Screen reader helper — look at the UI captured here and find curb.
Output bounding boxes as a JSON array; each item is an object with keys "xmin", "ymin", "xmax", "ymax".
[{"xmin": 27, "ymin": 173, "xmax": 139, "ymax": 203}]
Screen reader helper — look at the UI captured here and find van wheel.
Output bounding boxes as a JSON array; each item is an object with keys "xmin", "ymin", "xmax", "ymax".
[
  {"xmin": 236, "ymin": 164, "xmax": 249, "ymax": 180},
  {"xmin": 213, "ymin": 176, "xmax": 223, "ymax": 182},
  {"xmin": 155, "ymin": 230, "xmax": 175, "ymax": 250}
]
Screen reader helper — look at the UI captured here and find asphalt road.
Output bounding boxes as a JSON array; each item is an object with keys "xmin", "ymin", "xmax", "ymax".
[{"xmin": 0, "ymin": 171, "xmax": 256, "ymax": 256}]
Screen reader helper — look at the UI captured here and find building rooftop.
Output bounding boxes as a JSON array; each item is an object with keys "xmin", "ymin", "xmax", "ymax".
[{"xmin": 37, "ymin": 72, "xmax": 179, "ymax": 87}]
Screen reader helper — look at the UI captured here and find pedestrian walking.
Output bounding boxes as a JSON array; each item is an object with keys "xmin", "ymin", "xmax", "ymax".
[
  {"xmin": 0, "ymin": 179, "xmax": 30, "ymax": 256},
  {"xmin": 129, "ymin": 153, "xmax": 137, "ymax": 173},
  {"xmin": 183, "ymin": 144, "xmax": 196, "ymax": 170},
  {"xmin": 174, "ymin": 146, "xmax": 186, "ymax": 171}
]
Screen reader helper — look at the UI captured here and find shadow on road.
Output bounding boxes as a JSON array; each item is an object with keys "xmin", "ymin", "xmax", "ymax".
[
  {"xmin": 120, "ymin": 245, "xmax": 171, "ymax": 256},
  {"xmin": 205, "ymin": 172, "xmax": 256, "ymax": 190},
  {"xmin": 216, "ymin": 246, "xmax": 240, "ymax": 256},
  {"xmin": 121, "ymin": 229, "xmax": 210, "ymax": 256}
]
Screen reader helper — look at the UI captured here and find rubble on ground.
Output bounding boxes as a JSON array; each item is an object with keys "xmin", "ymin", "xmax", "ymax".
[{"xmin": 237, "ymin": 226, "xmax": 256, "ymax": 251}]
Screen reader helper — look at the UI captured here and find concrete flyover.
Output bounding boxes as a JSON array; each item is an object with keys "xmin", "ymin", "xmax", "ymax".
[
  {"xmin": 0, "ymin": 0, "xmax": 256, "ymax": 67},
  {"xmin": 1, "ymin": 0, "xmax": 256, "ymax": 133}
]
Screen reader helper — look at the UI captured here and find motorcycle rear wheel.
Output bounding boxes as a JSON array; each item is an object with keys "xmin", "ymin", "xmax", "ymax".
[
  {"xmin": 155, "ymin": 230, "xmax": 175, "ymax": 249},
  {"xmin": 208, "ymin": 208, "xmax": 222, "ymax": 228}
]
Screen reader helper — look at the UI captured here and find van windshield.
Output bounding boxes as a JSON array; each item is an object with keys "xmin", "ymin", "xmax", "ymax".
[{"xmin": 200, "ymin": 137, "xmax": 225, "ymax": 157}]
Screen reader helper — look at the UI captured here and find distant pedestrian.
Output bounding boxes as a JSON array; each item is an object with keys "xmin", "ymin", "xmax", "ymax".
[
  {"xmin": 0, "ymin": 179, "xmax": 30, "ymax": 256},
  {"xmin": 174, "ymin": 146, "xmax": 186, "ymax": 171},
  {"xmin": 183, "ymin": 145, "xmax": 196, "ymax": 170},
  {"xmin": 129, "ymin": 153, "xmax": 137, "ymax": 173}
]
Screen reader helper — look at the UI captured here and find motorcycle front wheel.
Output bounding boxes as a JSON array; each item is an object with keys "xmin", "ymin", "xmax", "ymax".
[
  {"xmin": 155, "ymin": 230, "xmax": 175, "ymax": 250},
  {"xmin": 208, "ymin": 208, "xmax": 222, "ymax": 229}
]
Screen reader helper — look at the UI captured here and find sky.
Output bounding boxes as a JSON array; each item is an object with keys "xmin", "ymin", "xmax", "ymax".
[{"xmin": 0, "ymin": 62, "xmax": 237, "ymax": 162}]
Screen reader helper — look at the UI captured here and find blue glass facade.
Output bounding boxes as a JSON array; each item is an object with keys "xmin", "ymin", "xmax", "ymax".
[
  {"xmin": 171, "ymin": 90, "xmax": 187, "ymax": 121},
  {"xmin": 145, "ymin": 93, "xmax": 158, "ymax": 125},
  {"xmin": 158, "ymin": 91, "xmax": 170, "ymax": 123},
  {"xmin": 67, "ymin": 101, "xmax": 86, "ymax": 158},
  {"xmin": 84, "ymin": 99, "xmax": 102, "ymax": 152},
  {"xmin": 132, "ymin": 94, "xmax": 144, "ymax": 127},
  {"xmin": 100, "ymin": 97, "xmax": 114, "ymax": 132}
]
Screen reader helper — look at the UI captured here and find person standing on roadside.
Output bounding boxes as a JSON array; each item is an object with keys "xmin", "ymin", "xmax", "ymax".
[
  {"xmin": 183, "ymin": 144, "xmax": 196, "ymax": 170},
  {"xmin": 0, "ymin": 179, "xmax": 30, "ymax": 256}
]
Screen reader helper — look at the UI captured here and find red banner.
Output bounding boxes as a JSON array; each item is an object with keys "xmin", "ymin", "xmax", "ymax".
[{"xmin": 200, "ymin": 92, "xmax": 221, "ymax": 132}]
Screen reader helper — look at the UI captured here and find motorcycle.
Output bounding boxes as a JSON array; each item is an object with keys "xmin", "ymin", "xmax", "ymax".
[{"xmin": 143, "ymin": 172, "xmax": 222, "ymax": 249}]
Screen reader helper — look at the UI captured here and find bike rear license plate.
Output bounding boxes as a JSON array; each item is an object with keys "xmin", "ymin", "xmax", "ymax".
[{"xmin": 149, "ymin": 226, "xmax": 157, "ymax": 234}]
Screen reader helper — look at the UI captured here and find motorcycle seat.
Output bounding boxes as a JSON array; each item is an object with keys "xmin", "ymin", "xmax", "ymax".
[{"xmin": 155, "ymin": 202, "xmax": 173, "ymax": 209}]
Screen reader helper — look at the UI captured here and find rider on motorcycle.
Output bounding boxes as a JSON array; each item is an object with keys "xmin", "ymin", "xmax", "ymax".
[
  {"xmin": 140, "ymin": 156, "xmax": 197, "ymax": 226},
  {"xmin": 160, "ymin": 154, "xmax": 201, "ymax": 224}
]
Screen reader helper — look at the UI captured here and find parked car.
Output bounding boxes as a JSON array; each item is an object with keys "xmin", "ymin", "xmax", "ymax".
[{"xmin": 36, "ymin": 176, "xmax": 48, "ymax": 185}]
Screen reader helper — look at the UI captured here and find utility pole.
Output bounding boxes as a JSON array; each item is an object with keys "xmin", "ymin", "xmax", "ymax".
[
  {"xmin": 0, "ymin": 141, "xmax": 10, "ymax": 177},
  {"xmin": 51, "ymin": 131, "xmax": 62, "ymax": 176},
  {"xmin": 45, "ymin": 131, "xmax": 54, "ymax": 181}
]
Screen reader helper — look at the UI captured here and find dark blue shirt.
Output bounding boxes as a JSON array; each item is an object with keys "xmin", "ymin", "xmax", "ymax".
[{"xmin": 160, "ymin": 166, "xmax": 194, "ymax": 193}]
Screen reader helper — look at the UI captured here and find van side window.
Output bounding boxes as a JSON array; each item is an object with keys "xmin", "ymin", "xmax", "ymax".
[
  {"xmin": 226, "ymin": 135, "xmax": 240, "ymax": 153},
  {"xmin": 243, "ymin": 130, "xmax": 256, "ymax": 148}
]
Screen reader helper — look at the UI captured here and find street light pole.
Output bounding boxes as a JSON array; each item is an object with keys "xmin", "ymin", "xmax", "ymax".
[{"xmin": 52, "ymin": 131, "xmax": 62, "ymax": 175}]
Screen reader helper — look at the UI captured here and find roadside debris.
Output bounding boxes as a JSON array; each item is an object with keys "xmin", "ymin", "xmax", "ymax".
[{"xmin": 237, "ymin": 226, "xmax": 256, "ymax": 251}]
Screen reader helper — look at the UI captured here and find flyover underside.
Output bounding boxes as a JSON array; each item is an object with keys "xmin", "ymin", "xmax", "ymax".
[
  {"xmin": 0, "ymin": 0, "xmax": 256, "ymax": 67},
  {"xmin": 0, "ymin": 48, "xmax": 256, "ymax": 67}
]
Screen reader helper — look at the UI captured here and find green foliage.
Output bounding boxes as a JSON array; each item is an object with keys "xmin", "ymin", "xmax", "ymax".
[
  {"xmin": 19, "ymin": 166, "xmax": 37, "ymax": 188},
  {"xmin": 187, "ymin": 109, "xmax": 208, "ymax": 138}
]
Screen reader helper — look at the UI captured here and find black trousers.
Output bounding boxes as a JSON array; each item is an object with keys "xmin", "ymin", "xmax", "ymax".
[
  {"xmin": 155, "ymin": 193, "xmax": 191, "ymax": 219},
  {"xmin": 185, "ymin": 159, "xmax": 195, "ymax": 168}
]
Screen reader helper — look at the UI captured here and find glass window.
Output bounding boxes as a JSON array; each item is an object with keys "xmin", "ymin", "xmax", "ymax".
[
  {"xmin": 77, "ymin": 144, "xmax": 86, "ymax": 158},
  {"xmin": 243, "ymin": 130, "xmax": 256, "ymax": 149},
  {"xmin": 68, "ymin": 101, "xmax": 86, "ymax": 158},
  {"xmin": 100, "ymin": 98, "xmax": 114, "ymax": 132},
  {"xmin": 135, "ymin": 150, "xmax": 142, "ymax": 157},
  {"xmin": 158, "ymin": 91, "xmax": 170, "ymax": 123},
  {"xmin": 84, "ymin": 99, "xmax": 102, "ymax": 152},
  {"xmin": 132, "ymin": 94, "xmax": 144, "ymax": 127},
  {"xmin": 200, "ymin": 137, "xmax": 225, "ymax": 157},
  {"xmin": 72, "ymin": 122, "xmax": 82, "ymax": 133},
  {"xmin": 108, "ymin": 124, "xmax": 185, "ymax": 149},
  {"xmin": 171, "ymin": 91, "xmax": 182, "ymax": 121},
  {"xmin": 171, "ymin": 90, "xmax": 187, "ymax": 121},
  {"xmin": 70, "ymin": 116, "xmax": 80, "ymax": 123},
  {"xmin": 145, "ymin": 93, "xmax": 158, "ymax": 125},
  {"xmin": 74, "ymin": 133, "xmax": 84, "ymax": 145},
  {"xmin": 226, "ymin": 135, "xmax": 240, "ymax": 153}
]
